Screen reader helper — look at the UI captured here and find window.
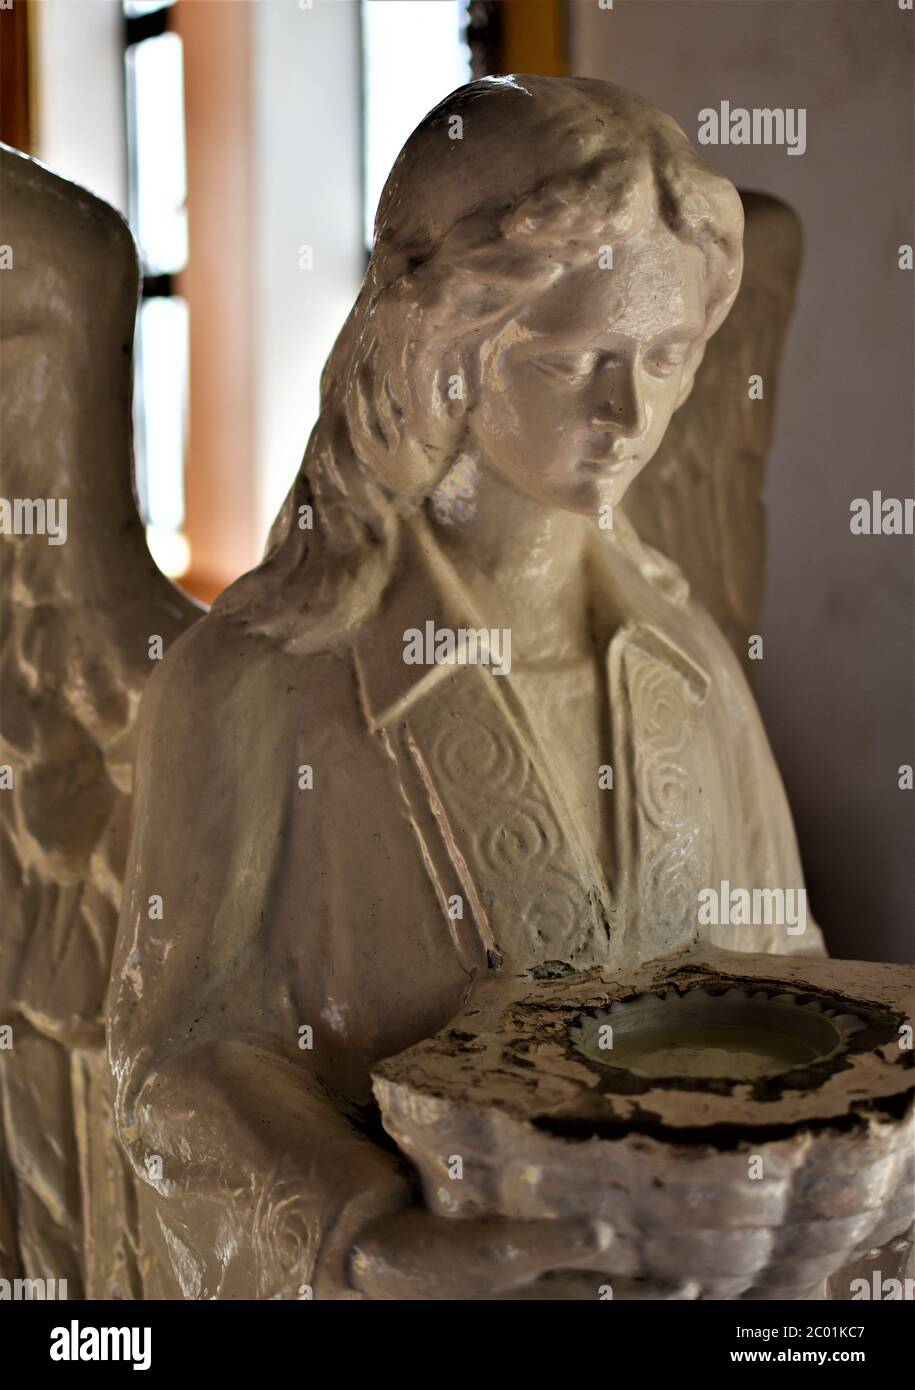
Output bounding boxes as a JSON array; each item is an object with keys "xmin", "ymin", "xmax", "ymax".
[
  {"xmin": 361, "ymin": 0, "xmax": 472, "ymax": 251},
  {"xmin": 124, "ymin": 0, "xmax": 191, "ymax": 578}
]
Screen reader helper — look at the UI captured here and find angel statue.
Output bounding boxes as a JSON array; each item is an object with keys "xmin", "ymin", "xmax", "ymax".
[{"xmin": 2, "ymin": 77, "xmax": 912, "ymax": 1303}]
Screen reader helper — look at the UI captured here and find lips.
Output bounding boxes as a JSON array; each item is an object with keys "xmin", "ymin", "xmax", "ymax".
[{"xmin": 579, "ymin": 454, "xmax": 636, "ymax": 476}]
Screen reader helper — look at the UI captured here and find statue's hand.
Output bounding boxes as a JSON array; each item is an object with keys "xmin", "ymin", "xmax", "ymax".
[{"xmin": 348, "ymin": 1207, "xmax": 614, "ymax": 1300}]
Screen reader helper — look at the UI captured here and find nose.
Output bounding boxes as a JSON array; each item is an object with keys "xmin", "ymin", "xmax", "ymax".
[{"xmin": 590, "ymin": 357, "xmax": 647, "ymax": 440}]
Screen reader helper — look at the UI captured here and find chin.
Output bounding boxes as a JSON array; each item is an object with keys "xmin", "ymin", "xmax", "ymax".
[
  {"xmin": 555, "ymin": 471, "xmax": 631, "ymax": 516},
  {"xmin": 514, "ymin": 467, "xmax": 634, "ymax": 516}
]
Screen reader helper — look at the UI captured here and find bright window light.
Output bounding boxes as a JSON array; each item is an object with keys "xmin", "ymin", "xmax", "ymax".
[
  {"xmin": 125, "ymin": 31, "xmax": 188, "ymax": 276},
  {"xmin": 145, "ymin": 525, "xmax": 191, "ymax": 579},
  {"xmin": 134, "ymin": 296, "xmax": 189, "ymax": 536},
  {"xmin": 361, "ymin": 0, "xmax": 471, "ymax": 250}
]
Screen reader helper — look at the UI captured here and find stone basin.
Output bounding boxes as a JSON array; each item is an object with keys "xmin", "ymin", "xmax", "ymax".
[
  {"xmin": 372, "ymin": 948, "xmax": 915, "ymax": 1299},
  {"xmin": 570, "ymin": 988, "xmax": 867, "ymax": 1081}
]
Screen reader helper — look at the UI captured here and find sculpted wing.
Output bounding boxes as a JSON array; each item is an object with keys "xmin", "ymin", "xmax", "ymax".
[
  {"xmin": 0, "ymin": 146, "xmax": 201, "ymax": 1295},
  {"xmin": 624, "ymin": 192, "xmax": 803, "ymax": 661}
]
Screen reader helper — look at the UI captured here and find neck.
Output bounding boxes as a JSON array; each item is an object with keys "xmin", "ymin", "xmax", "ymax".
[{"xmin": 424, "ymin": 455, "xmax": 596, "ymax": 666}]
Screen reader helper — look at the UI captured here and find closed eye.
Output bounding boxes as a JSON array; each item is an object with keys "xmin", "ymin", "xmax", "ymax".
[
  {"xmin": 534, "ymin": 352, "xmax": 595, "ymax": 381},
  {"xmin": 644, "ymin": 345, "xmax": 690, "ymax": 378}
]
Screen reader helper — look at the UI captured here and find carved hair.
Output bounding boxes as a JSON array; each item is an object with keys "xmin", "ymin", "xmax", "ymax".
[{"xmin": 215, "ymin": 76, "xmax": 743, "ymax": 652}]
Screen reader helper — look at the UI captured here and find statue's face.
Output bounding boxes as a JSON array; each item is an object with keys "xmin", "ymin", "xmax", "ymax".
[{"xmin": 467, "ymin": 215, "xmax": 707, "ymax": 513}]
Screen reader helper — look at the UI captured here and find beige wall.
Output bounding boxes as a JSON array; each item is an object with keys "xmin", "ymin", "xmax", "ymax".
[{"xmin": 571, "ymin": 0, "xmax": 913, "ymax": 962}]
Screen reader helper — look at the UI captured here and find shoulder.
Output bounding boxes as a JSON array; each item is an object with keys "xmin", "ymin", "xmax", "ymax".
[{"xmin": 139, "ymin": 608, "xmax": 361, "ymax": 758}]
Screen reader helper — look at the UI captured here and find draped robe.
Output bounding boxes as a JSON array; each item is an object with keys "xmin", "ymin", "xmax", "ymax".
[{"xmin": 108, "ymin": 510, "xmax": 822, "ymax": 1297}]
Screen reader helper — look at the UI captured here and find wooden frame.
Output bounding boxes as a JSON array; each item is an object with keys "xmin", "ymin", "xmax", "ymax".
[
  {"xmin": 172, "ymin": 0, "xmax": 259, "ymax": 603},
  {"xmin": 469, "ymin": 0, "xmax": 568, "ymax": 79},
  {"xmin": 0, "ymin": 0, "xmax": 36, "ymax": 154}
]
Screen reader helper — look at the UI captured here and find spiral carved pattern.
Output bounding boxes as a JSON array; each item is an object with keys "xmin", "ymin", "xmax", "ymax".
[
  {"xmin": 254, "ymin": 1181, "xmax": 318, "ymax": 1300},
  {"xmin": 416, "ymin": 690, "xmax": 598, "ymax": 964},
  {"xmin": 624, "ymin": 645, "xmax": 709, "ymax": 939},
  {"xmin": 436, "ymin": 710, "xmax": 526, "ymax": 798}
]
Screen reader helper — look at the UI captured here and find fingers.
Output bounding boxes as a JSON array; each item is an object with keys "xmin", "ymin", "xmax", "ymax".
[{"xmin": 349, "ymin": 1210, "xmax": 614, "ymax": 1300}]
